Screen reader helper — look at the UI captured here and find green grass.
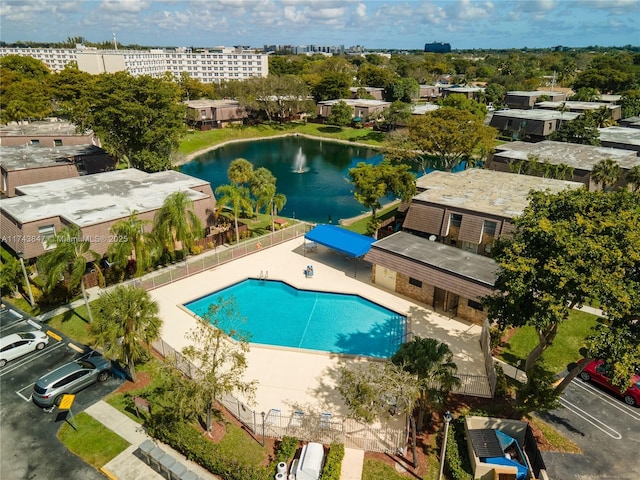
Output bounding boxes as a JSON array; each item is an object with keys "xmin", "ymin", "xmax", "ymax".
[
  {"xmin": 46, "ymin": 303, "xmax": 94, "ymax": 345},
  {"xmin": 343, "ymin": 203, "xmax": 400, "ymax": 234},
  {"xmin": 215, "ymin": 421, "xmax": 269, "ymax": 466},
  {"xmin": 176, "ymin": 122, "xmax": 387, "ymax": 159},
  {"xmin": 57, "ymin": 412, "xmax": 130, "ymax": 468},
  {"xmin": 362, "ymin": 458, "xmax": 411, "ymax": 480},
  {"xmin": 529, "ymin": 416, "xmax": 582, "ymax": 454},
  {"xmin": 499, "ymin": 309, "xmax": 599, "ymax": 374}
]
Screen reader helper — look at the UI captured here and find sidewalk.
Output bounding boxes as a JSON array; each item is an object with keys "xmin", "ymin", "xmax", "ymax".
[{"xmin": 85, "ymin": 401, "xmax": 220, "ymax": 480}]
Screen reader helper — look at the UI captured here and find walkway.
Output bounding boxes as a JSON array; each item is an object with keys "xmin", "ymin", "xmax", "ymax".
[{"xmin": 85, "ymin": 400, "xmax": 220, "ymax": 480}]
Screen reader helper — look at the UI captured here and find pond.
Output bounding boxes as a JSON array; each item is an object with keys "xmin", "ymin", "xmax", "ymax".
[{"xmin": 180, "ymin": 135, "xmax": 387, "ymax": 224}]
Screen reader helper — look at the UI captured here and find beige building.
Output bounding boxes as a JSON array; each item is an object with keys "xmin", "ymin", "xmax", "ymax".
[
  {"xmin": 489, "ymin": 109, "xmax": 580, "ymax": 141},
  {"xmin": 184, "ymin": 100, "xmax": 247, "ymax": 130},
  {"xmin": 1, "ymin": 145, "xmax": 115, "ymax": 197},
  {"xmin": 0, "ymin": 169, "xmax": 216, "ymax": 259},
  {"xmin": 488, "ymin": 141, "xmax": 640, "ymax": 190},
  {"xmin": 0, "ymin": 119, "xmax": 100, "ymax": 148},
  {"xmin": 504, "ymin": 90, "xmax": 566, "ymax": 109},
  {"xmin": 316, "ymin": 99, "xmax": 391, "ymax": 120}
]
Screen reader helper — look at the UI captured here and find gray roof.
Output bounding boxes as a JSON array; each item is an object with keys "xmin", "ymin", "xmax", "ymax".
[
  {"xmin": 372, "ymin": 231, "xmax": 497, "ymax": 286},
  {"xmin": 414, "ymin": 169, "xmax": 583, "ymax": 218},
  {"xmin": 0, "ymin": 119, "xmax": 87, "ymax": 137},
  {"xmin": 494, "ymin": 140, "xmax": 640, "ymax": 170},
  {"xmin": 1, "ymin": 169, "xmax": 210, "ymax": 227},
  {"xmin": 317, "ymin": 98, "xmax": 391, "ymax": 107},
  {"xmin": 536, "ymin": 100, "xmax": 618, "ymax": 111},
  {"xmin": 412, "ymin": 104, "xmax": 440, "ymax": 115},
  {"xmin": 183, "ymin": 99, "xmax": 239, "ymax": 108},
  {"xmin": 598, "ymin": 126, "xmax": 640, "ymax": 148},
  {"xmin": 491, "ymin": 109, "xmax": 579, "ymax": 121},
  {"xmin": 0, "ymin": 145, "xmax": 105, "ymax": 171},
  {"xmin": 506, "ymin": 90, "xmax": 559, "ymax": 97}
]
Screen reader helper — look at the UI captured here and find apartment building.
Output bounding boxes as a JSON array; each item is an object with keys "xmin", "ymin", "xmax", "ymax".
[{"xmin": 0, "ymin": 46, "xmax": 269, "ymax": 83}]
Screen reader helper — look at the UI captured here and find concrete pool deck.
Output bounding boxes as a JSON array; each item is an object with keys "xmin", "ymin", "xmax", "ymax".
[{"xmin": 149, "ymin": 236, "xmax": 486, "ymax": 421}]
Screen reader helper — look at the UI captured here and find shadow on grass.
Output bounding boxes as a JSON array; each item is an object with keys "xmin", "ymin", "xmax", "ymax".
[
  {"xmin": 318, "ymin": 126, "xmax": 343, "ymax": 134},
  {"xmin": 347, "ymin": 131, "xmax": 386, "ymax": 143},
  {"xmin": 59, "ymin": 308, "xmax": 91, "ymax": 324}
]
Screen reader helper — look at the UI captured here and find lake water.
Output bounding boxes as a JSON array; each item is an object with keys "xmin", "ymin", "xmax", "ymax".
[{"xmin": 180, "ymin": 136, "xmax": 386, "ymax": 224}]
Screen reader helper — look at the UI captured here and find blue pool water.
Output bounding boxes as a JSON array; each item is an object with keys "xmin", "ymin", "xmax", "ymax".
[{"xmin": 184, "ymin": 279, "xmax": 406, "ymax": 358}]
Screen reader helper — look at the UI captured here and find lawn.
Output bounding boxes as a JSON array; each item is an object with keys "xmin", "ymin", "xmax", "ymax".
[
  {"xmin": 499, "ymin": 309, "xmax": 599, "ymax": 374},
  {"xmin": 343, "ymin": 203, "xmax": 400, "ymax": 235},
  {"xmin": 362, "ymin": 458, "xmax": 410, "ymax": 480},
  {"xmin": 176, "ymin": 122, "xmax": 387, "ymax": 159},
  {"xmin": 46, "ymin": 303, "xmax": 94, "ymax": 345},
  {"xmin": 57, "ymin": 412, "xmax": 130, "ymax": 469}
]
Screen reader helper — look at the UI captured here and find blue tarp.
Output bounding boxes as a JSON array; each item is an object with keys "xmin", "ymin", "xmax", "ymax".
[
  {"xmin": 482, "ymin": 430, "xmax": 529, "ymax": 480},
  {"xmin": 304, "ymin": 224, "xmax": 376, "ymax": 258}
]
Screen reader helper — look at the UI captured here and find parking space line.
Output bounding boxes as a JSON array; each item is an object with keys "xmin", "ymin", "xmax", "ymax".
[
  {"xmin": 559, "ymin": 397, "xmax": 622, "ymax": 439},
  {"xmin": 0, "ymin": 341, "xmax": 67, "ymax": 377},
  {"xmin": 571, "ymin": 379, "xmax": 640, "ymax": 421},
  {"xmin": 16, "ymin": 384, "xmax": 34, "ymax": 402}
]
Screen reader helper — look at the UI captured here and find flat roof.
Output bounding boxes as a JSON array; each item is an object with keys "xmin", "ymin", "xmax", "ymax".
[
  {"xmin": 0, "ymin": 119, "xmax": 87, "ymax": 137},
  {"xmin": 414, "ymin": 169, "xmax": 583, "ymax": 218},
  {"xmin": 412, "ymin": 104, "xmax": 440, "ymax": 115},
  {"xmin": 317, "ymin": 99, "xmax": 391, "ymax": 107},
  {"xmin": 491, "ymin": 109, "xmax": 579, "ymax": 121},
  {"xmin": 494, "ymin": 141, "xmax": 640, "ymax": 170},
  {"xmin": 183, "ymin": 99, "xmax": 239, "ymax": 108},
  {"xmin": 371, "ymin": 231, "xmax": 497, "ymax": 286},
  {"xmin": 0, "ymin": 145, "xmax": 105, "ymax": 171},
  {"xmin": 536, "ymin": 100, "xmax": 618, "ymax": 111},
  {"xmin": 1, "ymin": 169, "xmax": 210, "ymax": 226},
  {"xmin": 598, "ymin": 126, "xmax": 640, "ymax": 147},
  {"xmin": 442, "ymin": 86, "xmax": 484, "ymax": 92},
  {"xmin": 506, "ymin": 91, "xmax": 560, "ymax": 97}
]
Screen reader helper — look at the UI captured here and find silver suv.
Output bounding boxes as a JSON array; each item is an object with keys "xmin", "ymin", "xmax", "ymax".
[{"xmin": 32, "ymin": 352, "xmax": 111, "ymax": 407}]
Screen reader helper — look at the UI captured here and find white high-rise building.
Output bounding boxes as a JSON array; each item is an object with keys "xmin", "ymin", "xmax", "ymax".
[{"xmin": 0, "ymin": 46, "xmax": 269, "ymax": 83}]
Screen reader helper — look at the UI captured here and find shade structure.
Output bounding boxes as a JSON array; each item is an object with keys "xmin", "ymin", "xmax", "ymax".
[{"xmin": 304, "ymin": 224, "xmax": 375, "ymax": 258}]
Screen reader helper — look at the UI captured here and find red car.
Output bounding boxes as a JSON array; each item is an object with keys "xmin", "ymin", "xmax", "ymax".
[{"xmin": 579, "ymin": 359, "xmax": 640, "ymax": 406}]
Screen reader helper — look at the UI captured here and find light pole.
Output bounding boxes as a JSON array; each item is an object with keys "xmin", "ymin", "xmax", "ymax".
[
  {"xmin": 438, "ymin": 411, "xmax": 453, "ymax": 480},
  {"xmin": 17, "ymin": 252, "xmax": 35, "ymax": 307}
]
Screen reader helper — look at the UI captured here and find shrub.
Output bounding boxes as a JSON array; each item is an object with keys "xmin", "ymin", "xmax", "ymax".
[
  {"xmin": 275, "ymin": 436, "xmax": 298, "ymax": 463},
  {"xmin": 191, "ymin": 245, "xmax": 203, "ymax": 255},
  {"xmin": 321, "ymin": 443, "xmax": 345, "ymax": 480},
  {"xmin": 493, "ymin": 363, "xmax": 509, "ymax": 400},
  {"xmin": 445, "ymin": 419, "xmax": 473, "ymax": 480}
]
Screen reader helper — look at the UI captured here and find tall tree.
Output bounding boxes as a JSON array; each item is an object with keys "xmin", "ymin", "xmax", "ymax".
[
  {"xmin": 592, "ymin": 158, "xmax": 622, "ymax": 190},
  {"xmin": 391, "ymin": 337, "xmax": 460, "ymax": 432},
  {"xmin": 181, "ymin": 296, "xmax": 256, "ymax": 432},
  {"xmin": 90, "ymin": 285, "xmax": 162, "ymax": 382},
  {"xmin": 153, "ymin": 191, "xmax": 203, "ymax": 257},
  {"xmin": 250, "ymin": 167, "xmax": 287, "ymax": 230},
  {"xmin": 348, "ymin": 160, "xmax": 416, "ymax": 236},
  {"xmin": 327, "ymin": 100, "xmax": 353, "ymax": 126},
  {"xmin": 437, "ymin": 93, "xmax": 488, "ymax": 119},
  {"xmin": 626, "ymin": 165, "xmax": 640, "ymax": 192},
  {"xmin": 400, "ymin": 107, "xmax": 496, "ymax": 172},
  {"xmin": 36, "ymin": 225, "xmax": 100, "ymax": 305},
  {"xmin": 311, "ymin": 71, "xmax": 351, "ymax": 102},
  {"xmin": 227, "ymin": 158, "xmax": 254, "ymax": 186},
  {"xmin": 550, "ymin": 111, "xmax": 600, "ymax": 145},
  {"xmin": 107, "ymin": 211, "xmax": 155, "ymax": 277},
  {"xmin": 484, "ymin": 189, "xmax": 640, "ymax": 396},
  {"xmin": 215, "ymin": 184, "xmax": 254, "ymax": 244}
]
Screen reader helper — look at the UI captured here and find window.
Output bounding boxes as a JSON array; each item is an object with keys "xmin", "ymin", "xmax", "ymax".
[
  {"xmin": 450, "ymin": 213, "xmax": 462, "ymax": 228},
  {"xmin": 54, "ymin": 139, "xmax": 63, "ymax": 147},
  {"xmin": 30, "ymin": 139, "xmax": 40, "ymax": 145},
  {"xmin": 409, "ymin": 277, "xmax": 422, "ymax": 288},
  {"xmin": 467, "ymin": 299, "xmax": 483, "ymax": 310},
  {"xmin": 483, "ymin": 220, "xmax": 497, "ymax": 237},
  {"xmin": 38, "ymin": 225, "xmax": 56, "ymax": 250}
]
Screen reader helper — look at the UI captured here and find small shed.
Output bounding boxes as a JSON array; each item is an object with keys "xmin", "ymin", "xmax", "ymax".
[{"xmin": 291, "ymin": 442, "xmax": 324, "ymax": 480}]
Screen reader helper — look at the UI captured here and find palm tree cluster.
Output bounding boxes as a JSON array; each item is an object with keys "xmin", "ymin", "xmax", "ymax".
[{"xmin": 215, "ymin": 158, "xmax": 287, "ymax": 244}]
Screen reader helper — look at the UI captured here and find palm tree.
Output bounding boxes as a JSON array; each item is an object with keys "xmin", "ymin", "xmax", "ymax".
[
  {"xmin": 107, "ymin": 211, "xmax": 156, "ymax": 276},
  {"xmin": 626, "ymin": 165, "xmax": 640, "ymax": 192},
  {"xmin": 227, "ymin": 158, "xmax": 254, "ymax": 186},
  {"xmin": 250, "ymin": 167, "xmax": 287, "ymax": 231},
  {"xmin": 215, "ymin": 183, "xmax": 254, "ymax": 244},
  {"xmin": 592, "ymin": 158, "xmax": 622, "ymax": 191},
  {"xmin": 391, "ymin": 337, "xmax": 460, "ymax": 432},
  {"xmin": 153, "ymin": 191, "xmax": 203, "ymax": 258},
  {"xmin": 90, "ymin": 285, "xmax": 162, "ymax": 382},
  {"xmin": 36, "ymin": 225, "xmax": 100, "ymax": 318}
]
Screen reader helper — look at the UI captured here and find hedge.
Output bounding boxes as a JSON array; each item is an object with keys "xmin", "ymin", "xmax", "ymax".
[
  {"xmin": 445, "ymin": 419, "xmax": 473, "ymax": 480},
  {"xmin": 321, "ymin": 443, "xmax": 345, "ymax": 480}
]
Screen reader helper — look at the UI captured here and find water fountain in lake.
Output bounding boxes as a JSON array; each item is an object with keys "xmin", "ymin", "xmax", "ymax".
[{"xmin": 293, "ymin": 147, "xmax": 308, "ymax": 173}]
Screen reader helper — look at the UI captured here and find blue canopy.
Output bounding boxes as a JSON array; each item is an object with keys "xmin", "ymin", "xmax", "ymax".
[{"xmin": 305, "ymin": 224, "xmax": 376, "ymax": 258}]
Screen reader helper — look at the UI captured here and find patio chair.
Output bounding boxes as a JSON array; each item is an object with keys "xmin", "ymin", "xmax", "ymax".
[{"xmin": 289, "ymin": 410, "xmax": 304, "ymax": 428}]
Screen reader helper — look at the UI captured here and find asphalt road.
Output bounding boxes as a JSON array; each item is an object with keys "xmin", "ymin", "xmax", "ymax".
[
  {"xmin": 541, "ymin": 377, "xmax": 640, "ymax": 480},
  {"xmin": 0, "ymin": 302, "xmax": 123, "ymax": 480}
]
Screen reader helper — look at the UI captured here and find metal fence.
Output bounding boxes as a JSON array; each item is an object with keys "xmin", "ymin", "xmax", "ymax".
[
  {"xmin": 480, "ymin": 319, "xmax": 498, "ymax": 396},
  {"xmin": 152, "ymin": 338, "xmax": 406, "ymax": 453},
  {"xmin": 120, "ymin": 223, "xmax": 311, "ymax": 291}
]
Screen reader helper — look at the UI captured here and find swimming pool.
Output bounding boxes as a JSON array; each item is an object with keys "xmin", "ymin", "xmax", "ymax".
[{"xmin": 183, "ymin": 279, "xmax": 406, "ymax": 358}]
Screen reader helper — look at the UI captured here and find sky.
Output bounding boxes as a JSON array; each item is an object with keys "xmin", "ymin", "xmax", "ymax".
[{"xmin": 1, "ymin": 0, "xmax": 638, "ymax": 51}]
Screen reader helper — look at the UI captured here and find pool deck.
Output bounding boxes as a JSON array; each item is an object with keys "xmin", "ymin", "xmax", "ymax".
[{"xmin": 150, "ymin": 236, "xmax": 485, "ymax": 422}]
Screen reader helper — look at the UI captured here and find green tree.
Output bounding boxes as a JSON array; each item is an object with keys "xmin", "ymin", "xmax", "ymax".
[
  {"xmin": 384, "ymin": 77, "xmax": 420, "ymax": 103},
  {"xmin": 381, "ymin": 101, "xmax": 412, "ymax": 131},
  {"xmin": 0, "ymin": 256, "xmax": 23, "ymax": 297},
  {"xmin": 403, "ymin": 107, "xmax": 496, "ymax": 172},
  {"xmin": 348, "ymin": 160, "xmax": 416, "ymax": 236},
  {"xmin": 1, "ymin": 79, "xmax": 53, "ymax": 123},
  {"xmin": 90, "ymin": 285, "xmax": 162, "ymax": 382},
  {"xmin": 484, "ymin": 189, "xmax": 640, "ymax": 396},
  {"xmin": 437, "ymin": 93, "xmax": 488, "ymax": 118},
  {"xmin": 356, "ymin": 63, "xmax": 395, "ymax": 88},
  {"xmin": 36, "ymin": 225, "xmax": 100, "ymax": 303},
  {"xmin": 592, "ymin": 158, "xmax": 622, "ymax": 190},
  {"xmin": 327, "ymin": 100, "xmax": 353, "ymax": 126},
  {"xmin": 241, "ymin": 75, "xmax": 313, "ymax": 123},
  {"xmin": 626, "ymin": 165, "xmax": 640, "ymax": 192},
  {"xmin": 311, "ymin": 71, "xmax": 351, "ymax": 102},
  {"xmin": 181, "ymin": 296, "xmax": 257, "ymax": 431},
  {"xmin": 107, "ymin": 211, "xmax": 156, "ymax": 277},
  {"xmin": 391, "ymin": 337, "xmax": 460, "ymax": 432},
  {"xmin": 570, "ymin": 87, "xmax": 600, "ymax": 102},
  {"xmin": 620, "ymin": 93, "xmax": 640, "ymax": 118},
  {"xmin": 572, "ymin": 54, "xmax": 636, "ymax": 93},
  {"xmin": 227, "ymin": 158, "xmax": 254, "ymax": 186},
  {"xmin": 153, "ymin": 191, "xmax": 203, "ymax": 257},
  {"xmin": 550, "ymin": 111, "xmax": 600, "ymax": 145},
  {"xmin": 215, "ymin": 184, "xmax": 253, "ymax": 244},
  {"xmin": 250, "ymin": 167, "xmax": 286, "ymax": 230},
  {"xmin": 80, "ymin": 72, "xmax": 187, "ymax": 172}
]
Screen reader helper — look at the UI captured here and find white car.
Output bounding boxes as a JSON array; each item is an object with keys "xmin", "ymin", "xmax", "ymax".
[{"xmin": 0, "ymin": 331, "xmax": 50, "ymax": 367}]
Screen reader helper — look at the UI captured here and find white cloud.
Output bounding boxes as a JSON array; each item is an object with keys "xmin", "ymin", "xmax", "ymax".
[
  {"xmin": 100, "ymin": 0, "xmax": 151, "ymax": 14},
  {"xmin": 450, "ymin": 0, "xmax": 495, "ymax": 20}
]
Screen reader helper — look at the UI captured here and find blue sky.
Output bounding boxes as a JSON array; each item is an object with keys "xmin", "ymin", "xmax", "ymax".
[{"xmin": 1, "ymin": 0, "xmax": 638, "ymax": 50}]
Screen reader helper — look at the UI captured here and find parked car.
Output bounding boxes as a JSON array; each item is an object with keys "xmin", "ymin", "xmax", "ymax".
[
  {"xmin": 32, "ymin": 352, "xmax": 111, "ymax": 407},
  {"xmin": 0, "ymin": 331, "xmax": 49, "ymax": 367},
  {"xmin": 579, "ymin": 359, "xmax": 640, "ymax": 406}
]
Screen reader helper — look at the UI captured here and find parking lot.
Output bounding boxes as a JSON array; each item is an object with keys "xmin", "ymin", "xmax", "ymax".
[
  {"xmin": 542, "ymin": 376, "xmax": 640, "ymax": 480},
  {"xmin": 0, "ymin": 302, "xmax": 123, "ymax": 480}
]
